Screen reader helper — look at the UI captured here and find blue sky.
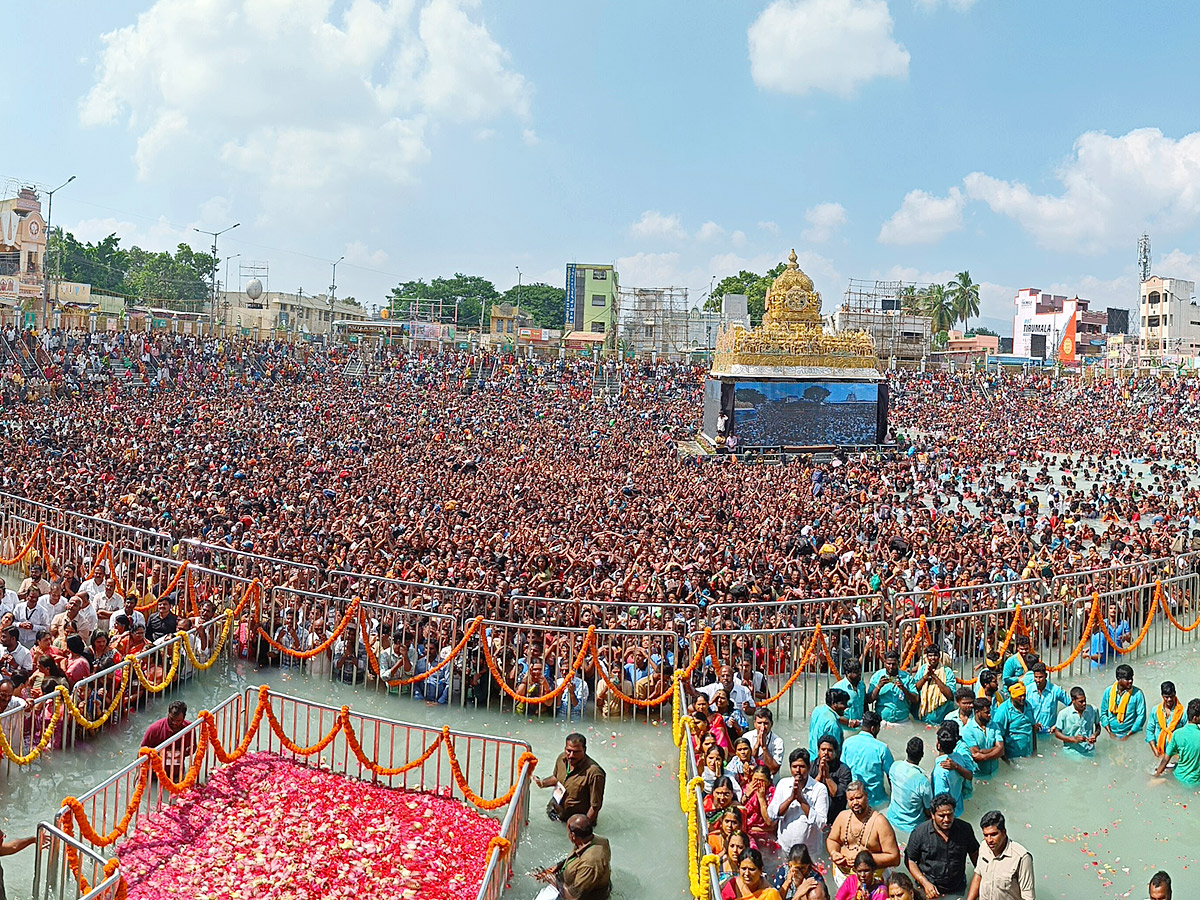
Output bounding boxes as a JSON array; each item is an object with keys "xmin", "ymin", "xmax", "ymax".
[{"xmin": 6, "ymin": 0, "xmax": 1200, "ymax": 334}]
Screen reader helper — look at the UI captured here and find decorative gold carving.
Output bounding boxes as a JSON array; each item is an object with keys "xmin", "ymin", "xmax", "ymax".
[{"xmin": 711, "ymin": 249, "xmax": 876, "ymax": 373}]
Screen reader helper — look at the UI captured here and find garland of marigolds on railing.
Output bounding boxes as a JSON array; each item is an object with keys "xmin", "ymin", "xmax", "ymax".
[
  {"xmin": 671, "ymin": 679, "xmax": 721, "ymax": 899},
  {"xmin": 56, "ymin": 684, "xmax": 538, "ymax": 898},
  {"xmin": 0, "ymin": 616, "xmax": 234, "ymax": 766},
  {"xmin": 0, "ymin": 521, "xmax": 44, "ymax": 566}
]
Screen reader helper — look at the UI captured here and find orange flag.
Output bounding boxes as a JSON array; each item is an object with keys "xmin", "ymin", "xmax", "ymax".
[{"xmin": 1058, "ymin": 305, "xmax": 1078, "ymax": 364}]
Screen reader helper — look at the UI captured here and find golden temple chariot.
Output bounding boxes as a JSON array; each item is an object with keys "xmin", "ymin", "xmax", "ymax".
[{"xmin": 711, "ymin": 250, "xmax": 876, "ymax": 373}]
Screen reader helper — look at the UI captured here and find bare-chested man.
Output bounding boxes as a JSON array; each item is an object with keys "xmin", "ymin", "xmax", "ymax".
[{"xmin": 825, "ymin": 779, "xmax": 901, "ymax": 888}]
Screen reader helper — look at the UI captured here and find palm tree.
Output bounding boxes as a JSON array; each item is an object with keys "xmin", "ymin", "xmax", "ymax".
[
  {"xmin": 898, "ymin": 285, "xmax": 921, "ymax": 314},
  {"xmin": 946, "ymin": 270, "xmax": 981, "ymax": 332},
  {"xmin": 920, "ymin": 283, "xmax": 956, "ymax": 334}
]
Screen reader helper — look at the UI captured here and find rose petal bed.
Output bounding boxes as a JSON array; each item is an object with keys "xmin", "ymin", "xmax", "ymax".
[{"xmin": 115, "ymin": 753, "xmax": 501, "ymax": 900}]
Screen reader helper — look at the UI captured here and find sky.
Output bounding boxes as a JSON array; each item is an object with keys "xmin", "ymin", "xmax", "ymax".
[{"xmin": 6, "ymin": 0, "xmax": 1200, "ymax": 334}]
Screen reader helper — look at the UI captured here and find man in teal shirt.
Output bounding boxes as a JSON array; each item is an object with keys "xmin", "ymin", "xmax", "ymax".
[
  {"xmin": 1052, "ymin": 686, "xmax": 1100, "ymax": 756},
  {"xmin": 1022, "ymin": 662, "xmax": 1070, "ymax": 734},
  {"xmin": 832, "ymin": 660, "xmax": 866, "ymax": 723},
  {"xmin": 840, "ymin": 711, "xmax": 895, "ymax": 807},
  {"xmin": 1001, "ymin": 636, "xmax": 1036, "ymax": 688},
  {"xmin": 1099, "ymin": 664, "xmax": 1147, "ymax": 740},
  {"xmin": 886, "ymin": 736, "xmax": 932, "ymax": 836},
  {"xmin": 1153, "ymin": 698, "xmax": 1200, "ymax": 786},
  {"xmin": 809, "ymin": 688, "xmax": 849, "ymax": 759},
  {"xmin": 913, "ymin": 644, "xmax": 957, "ymax": 725},
  {"xmin": 868, "ymin": 651, "xmax": 918, "ymax": 724},
  {"xmin": 993, "ymin": 679, "xmax": 1037, "ymax": 760},
  {"xmin": 959, "ymin": 698, "xmax": 1005, "ymax": 777},
  {"xmin": 930, "ymin": 726, "xmax": 974, "ymax": 816}
]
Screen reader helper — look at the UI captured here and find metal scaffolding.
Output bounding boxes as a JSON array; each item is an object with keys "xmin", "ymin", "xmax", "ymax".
[
  {"xmin": 832, "ymin": 278, "xmax": 935, "ymax": 362},
  {"xmin": 618, "ymin": 286, "xmax": 691, "ymax": 358}
]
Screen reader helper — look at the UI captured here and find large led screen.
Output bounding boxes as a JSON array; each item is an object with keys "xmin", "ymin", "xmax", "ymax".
[{"xmin": 731, "ymin": 380, "xmax": 880, "ymax": 446}]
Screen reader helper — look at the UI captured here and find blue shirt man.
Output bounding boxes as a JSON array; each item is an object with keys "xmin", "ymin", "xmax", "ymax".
[
  {"xmin": 1022, "ymin": 664, "xmax": 1071, "ymax": 734},
  {"xmin": 839, "ymin": 712, "xmax": 895, "ymax": 807},
  {"xmin": 808, "ymin": 688, "xmax": 849, "ymax": 759},
  {"xmin": 832, "ymin": 662, "xmax": 867, "ymax": 722},
  {"xmin": 993, "ymin": 680, "xmax": 1037, "ymax": 759},
  {"xmin": 1099, "ymin": 664, "xmax": 1147, "ymax": 739},
  {"xmin": 959, "ymin": 699, "xmax": 1005, "ymax": 777},
  {"xmin": 913, "ymin": 645, "xmax": 957, "ymax": 725},
  {"xmin": 886, "ymin": 736, "xmax": 933, "ymax": 835},
  {"xmin": 868, "ymin": 652, "xmax": 918, "ymax": 724},
  {"xmin": 930, "ymin": 727, "xmax": 973, "ymax": 816},
  {"xmin": 1053, "ymin": 688, "xmax": 1100, "ymax": 756},
  {"xmin": 1088, "ymin": 607, "xmax": 1131, "ymax": 670}
]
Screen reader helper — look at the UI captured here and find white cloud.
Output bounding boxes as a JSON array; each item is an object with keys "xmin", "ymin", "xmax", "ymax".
[
  {"xmin": 801, "ymin": 202, "xmax": 848, "ymax": 243},
  {"xmin": 748, "ymin": 0, "xmax": 909, "ymax": 97},
  {"xmin": 878, "ymin": 187, "xmax": 965, "ymax": 244},
  {"xmin": 695, "ymin": 221, "xmax": 725, "ymax": 242},
  {"xmin": 615, "ymin": 251, "xmax": 685, "ymax": 287},
  {"xmin": 757, "ymin": 221, "xmax": 780, "ymax": 234},
  {"xmin": 731, "ymin": 230, "xmax": 748, "ymax": 248},
  {"xmin": 630, "ymin": 210, "xmax": 688, "ymax": 242},
  {"xmin": 80, "ymin": 0, "xmax": 530, "ymax": 194},
  {"xmin": 344, "ymin": 240, "xmax": 390, "ymax": 269},
  {"xmin": 962, "ymin": 128, "xmax": 1200, "ymax": 254},
  {"xmin": 69, "ymin": 215, "xmax": 197, "ymax": 253},
  {"xmin": 522, "ymin": 128, "xmax": 540, "ymax": 147},
  {"xmin": 1156, "ymin": 249, "xmax": 1200, "ymax": 285}
]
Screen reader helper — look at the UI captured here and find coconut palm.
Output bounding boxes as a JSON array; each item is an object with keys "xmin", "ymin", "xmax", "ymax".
[
  {"xmin": 898, "ymin": 285, "xmax": 921, "ymax": 314},
  {"xmin": 919, "ymin": 283, "xmax": 956, "ymax": 334},
  {"xmin": 947, "ymin": 270, "xmax": 981, "ymax": 331}
]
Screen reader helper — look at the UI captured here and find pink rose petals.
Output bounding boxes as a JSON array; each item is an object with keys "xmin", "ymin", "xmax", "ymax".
[{"xmin": 115, "ymin": 753, "xmax": 500, "ymax": 900}]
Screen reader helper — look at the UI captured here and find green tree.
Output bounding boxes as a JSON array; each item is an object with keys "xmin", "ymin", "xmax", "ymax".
[
  {"xmin": 920, "ymin": 283, "xmax": 956, "ymax": 334},
  {"xmin": 703, "ymin": 262, "xmax": 786, "ymax": 325},
  {"xmin": 898, "ymin": 285, "xmax": 921, "ymax": 314},
  {"xmin": 966, "ymin": 326, "xmax": 998, "ymax": 337},
  {"xmin": 497, "ymin": 282, "xmax": 565, "ymax": 329},
  {"xmin": 946, "ymin": 270, "xmax": 981, "ymax": 330}
]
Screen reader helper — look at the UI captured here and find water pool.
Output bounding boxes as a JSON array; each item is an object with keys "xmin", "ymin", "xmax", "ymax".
[{"xmin": 5, "ymin": 646, "xmax": 1200, "ymax": 899}]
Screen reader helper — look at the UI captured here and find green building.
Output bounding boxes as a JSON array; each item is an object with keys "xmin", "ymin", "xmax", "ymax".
[{"xmin": 565, "ymin": 263, "xmax": 618, "ymax": 348}]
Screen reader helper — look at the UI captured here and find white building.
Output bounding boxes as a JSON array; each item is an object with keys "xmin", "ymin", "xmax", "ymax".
[
  {"xmin": 1139, "ymin": 276, "xmax": 1200, "ymax": 363},
  {"xmin": 824, "ymin": 305, "xmax": 931, "ymax": 362}
]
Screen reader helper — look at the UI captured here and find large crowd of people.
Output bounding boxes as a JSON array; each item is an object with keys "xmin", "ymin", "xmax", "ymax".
[{"xmin": 3, "ymin": 334, "xmax": 1200, "ymax": 898}]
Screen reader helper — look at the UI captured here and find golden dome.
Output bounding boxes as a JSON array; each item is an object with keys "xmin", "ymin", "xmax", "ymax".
[{"xmin": 763, "ymin": 249, "xmax": 821, "ymax": 325}]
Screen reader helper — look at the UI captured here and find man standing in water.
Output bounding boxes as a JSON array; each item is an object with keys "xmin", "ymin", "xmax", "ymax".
[
  {"xmin": 531, "ymin": 814, "xmax": 611, "ymax": 900},
  {"xmin": 1146, "ymin": 681, "xmax": 1184, "ymax": 759},
  {"xmin": 1152, "ymin": 698, "xmax": 1200, "ymax": 786}
]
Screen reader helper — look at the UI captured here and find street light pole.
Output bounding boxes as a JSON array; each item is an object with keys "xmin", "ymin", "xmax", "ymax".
[
  {"xmin": 222, "ymin": 253, "xmax": 241, "ymax": 321},
  {"xmin": 514, "ymin": 265, "xmax": 522, "ymax": 353},
  {"xmin": 193, "ymin": 222, "xmax": 239, "ymax": 335},
  {"xmin": 40, "ymin": 175, "xmax": 76, "ymax": 332},
  {"xmin": 329, "ymin": 255, "xmax": 344, "ymax": 341}
]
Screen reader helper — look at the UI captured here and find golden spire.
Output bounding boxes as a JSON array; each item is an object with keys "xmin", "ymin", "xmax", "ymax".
[{"xmin": 763, "ymin": 249, "xmax": 821, "ymax": 325}]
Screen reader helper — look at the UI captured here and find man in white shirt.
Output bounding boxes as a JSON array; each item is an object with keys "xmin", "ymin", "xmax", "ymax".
[
  {"xmin": 55, "ymin": 595, "xmax": 98, "ymax": 646},
  {"xmin": 38, "ymin": 582, "xmax": 68, "ymax": 622},
  {"xmin": 78, "ymin": 566, "xmax": 110, "ymax": 606},
  {"xmin": 749, "ymin": 706, "xmax": 786, "ymax": 776},
  {"xmin": 0, "ymin": 586, "xmax": 17, "ymax": 617},
  {"xmin": 18, "ymin": 563, "xmax": 51, "ymax": 600},
  {"xmin": 12, "ymin": 585, "xmax": 49, "ymax": 649},
  {"xmin": 94, "ymin": 580, "xmax": 126, "ymax": 630},
  {"xmin": 0, "ymin": 627, "xmax": 34, "ymax": 679},
  {"xmin": 768, "ymin": 747, "xmax": 830, "ymax": 858},
  {"xmin": 689, "ymin": 664, "xmax": 754, "ymax": 709}
]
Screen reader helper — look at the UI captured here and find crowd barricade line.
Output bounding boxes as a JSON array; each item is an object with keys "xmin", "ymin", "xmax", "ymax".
[
  {"xmin": 40, "ymin": 686, "xmax": 537, "ymax": 900},
  {"xmin": 892, "ymin": 577, "xmax": 1045, "ymax": 628},
  {"xmin": 330, "ymin": 570, "xmax": 500, "ymax": 622},
  {"xmin": 116, "ymin": 546, "xmax": 190, "ymax": 611},
  {"xmin": 708, "ymin": 593, "xmax": 882, "ymax": 631},
  {"xmin": 670, "ymin": 679, "xmax": 722, "ymax": 900}
]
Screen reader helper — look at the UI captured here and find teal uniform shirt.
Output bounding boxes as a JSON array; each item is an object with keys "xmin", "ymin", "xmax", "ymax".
[
  {"xmin": 960, "ymin": 718, "xmax": 1003, "ymax": 777},
  {"xmin": 953, "ymin": 740, "xmax": 977, "ymax": 803},
  {"xmin": 1165, "ymin": 724, "xmax": 1200, "ymax": 785},
  {"xmin": 1022, "ymin": 674, "xmax": 1070, "ymax": 734},
  {"xmin": 994, "ymin": 700, "xmax": 1036, "ymax": 759},
  {"xmin": 1099, "ymin": 685, "xmax": 1147, "ymax": 738},
  {"xmin": 841, "ymin": 731, "xmax": 895, "ymax": 807},
  {"xmin": 931, "ymin": 752, "xmax": 969, "ymax": 816},
  {"xmin": 833, "ymin": 677, "xmax": 867, "ymax": 721},
  {"xmin": 869, "ymin": 669, "xmax": 917, "ymax": 723},
  {"xmin": 1054, "ymin": 705, "xmax": 1099, "ymax": 756},
  {"xmin": 809, "ymin": 704, "xmax": 844, "ymax": 759},
  {"xmin": 1001, "ymin": 654, "xmax": 1031, "ymax": 688},
  {"xmin": 1146, "ymin": 702, "xmax": 1186, "ymax": 752},
  {"xmin": 885, "ymin": 760, "xmax": 932, "ymax": 834},
  {"xmin": 914, "ymin": 663, "xmax": 957, "ymax": 724}
]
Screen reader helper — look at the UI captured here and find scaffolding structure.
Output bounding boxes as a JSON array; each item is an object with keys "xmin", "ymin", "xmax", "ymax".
[
  {"xmin": 618, "ymin": 286, "xmax": 691, "ymax": 359},
  {"xmin": 831, "ymin": 278, "xmax": 935, "ymax": 362},
  {"xmin": 239, "ymin": 260, "xmax": 269, "ymax": 295}
]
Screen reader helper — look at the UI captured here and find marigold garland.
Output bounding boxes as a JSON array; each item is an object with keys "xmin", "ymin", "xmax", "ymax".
[
  {"xmin": 131, "ymin": 642, "xmax": 181, "ymax": 692},
  {"xmin": 0, "ymin": 693, "xmax": 64, "ymax": 764}
]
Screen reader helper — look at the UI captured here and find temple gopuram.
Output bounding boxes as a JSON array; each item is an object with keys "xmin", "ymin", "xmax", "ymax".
[{"xmin": 703, "ymin": 250, "xmax": 887, "ymax": 451}]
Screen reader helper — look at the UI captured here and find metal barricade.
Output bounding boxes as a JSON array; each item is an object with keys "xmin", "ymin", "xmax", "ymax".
[
  {"xmin": 896, "ymin": 600, "xmax": 1069, "ymax": 687},
  {"xmin": 697, "ymin": 622, "xmax": 890, "ymax": 721},
  {"xmin": 0, "ymin": 691, "xmax": 63, "ymax": 778},
  {"xmin": 891, "ymin": 577, "xmax": 1045, "ymax": 624},
  {"xmin": 182, "ymin": 538, "xmax": 322, "ymax": 591},
  {"xmin": 331, "ymin": 570, "xmax": 499, "ymax": 621},
  {"xmin": 709, "ymin": 593, "xmax": 882, "ymax": 630},
  {"xmin": 33, "ymin": 822, "xmax": 122, "ymax": 900},
  {"xmin": 116, "ymin": 546, "xmax": 187, "ymax": 604}
]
